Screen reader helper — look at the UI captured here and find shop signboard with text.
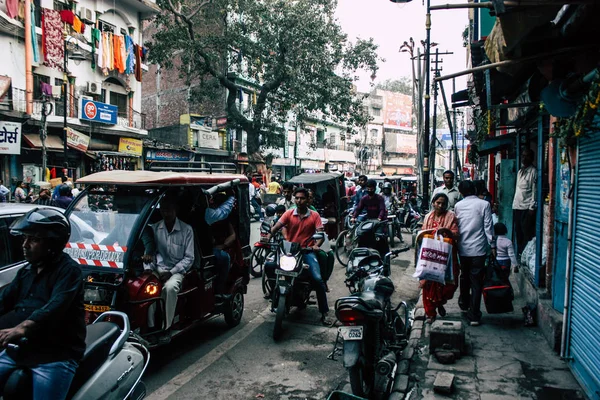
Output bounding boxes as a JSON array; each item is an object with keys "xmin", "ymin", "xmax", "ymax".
[
  {"xmin": 384, "ymin": 132, "xmax": 417, "ymax": 154},
  {"xmin": 0, "ymin": 121, "xmax": 21, "ymax": 154},
  {"xmin": 79, "ymin": 99, "xmax": 118, "ymax": 125},
  {"xmin": 384, "ymin": 92, "xmax": 412, "ymax": 129},
  {"xmin": 145, "ymin": 149, "xmax": 194, "ymax": 161},
  {"xmin": 192, "ymin": 126, "xmax": 220, "ymax": 149},
  {"xmin": 118, "ymin": 137, "xmax": 143, "ymax": 156},
  {"xmin": 66, "ymin": 128, "xmax": 90, "ymax": 153}
]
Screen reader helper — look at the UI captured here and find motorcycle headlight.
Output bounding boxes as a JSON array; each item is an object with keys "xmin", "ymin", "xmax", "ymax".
[{"xmin": 280, "ymin": 256, "xmax": 296, "ymax": 271}]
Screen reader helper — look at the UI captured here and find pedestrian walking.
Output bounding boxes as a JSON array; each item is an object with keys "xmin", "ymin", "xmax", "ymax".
[
  {"xmin": 419, "ymin": 193, "xmax": 460, "ymax": 324},
  {"xmin": 432, "ymin": 170, "xmax": 461, "ymax": 211},
  {"xmin": 454, "ymin": 180, "xmax": 495, "ymax": 326},
  {"xmin": 512, "ymin": 148, "xmax": 537, "ymax": 254}
]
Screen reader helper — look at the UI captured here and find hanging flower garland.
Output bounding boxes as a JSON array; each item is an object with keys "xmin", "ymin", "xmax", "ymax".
[{"xmin": 551, "ymin": 78, "xmax": 600, "ymax": 141}]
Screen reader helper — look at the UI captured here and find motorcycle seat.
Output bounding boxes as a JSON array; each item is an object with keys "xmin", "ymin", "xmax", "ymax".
[
  {"xmin": 353, "ymin": 291, "xmax": 386, "ymax": 312},
  {"xmin": 68, "ymin": 322, "xmax": 120, "ymax": 396}
]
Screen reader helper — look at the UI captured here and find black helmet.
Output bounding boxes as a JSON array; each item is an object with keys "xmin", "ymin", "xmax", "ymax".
[
  {"xmin": 382, "ymin": 182, "xmax": 392, "ymax": 193},
  {"xmin": 265, "ymin": 204, "xmax": 277, "ymax": 217},
  {"xmin": 10, "ymin": 207, "xmax": 71, "ymax": 252}
]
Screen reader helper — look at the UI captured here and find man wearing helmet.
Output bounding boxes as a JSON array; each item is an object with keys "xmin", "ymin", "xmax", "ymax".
[
  {"xmin": 0, "ymin": 208, "xmax": 85, "ymax": 400},
  {"xmin": 381, "ymin": 182, "xmax": 401, "ymax": 212}
]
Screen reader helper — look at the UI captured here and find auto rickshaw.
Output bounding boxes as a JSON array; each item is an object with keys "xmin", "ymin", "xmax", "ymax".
[
  {"xmin": 63, "ymin": 170, "xmax": 251, "ymax": 347},
  {"xmin": 287, "ymin": 172, "xmax": 347, "ymax": 241}
]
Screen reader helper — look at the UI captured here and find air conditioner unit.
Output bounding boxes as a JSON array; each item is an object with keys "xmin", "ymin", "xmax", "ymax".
[
  {"xmin": 86, "ymin": 81, "xmax": 101, "ymax": 95},
  {"xmin": 79, "ymin": 7, "xmax": 94, "ymax": 24}
]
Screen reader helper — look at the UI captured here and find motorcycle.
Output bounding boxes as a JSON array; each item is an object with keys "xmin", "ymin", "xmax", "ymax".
[
  {"xmin": 403, "ymin": 201, "xmax": 422, "ymax": 233},
  {"xmin": 386, "ymin": 205, "xmax": 403, "ymax": 246},
  {"xmin": 264, "ymin": 233, "xmax": 325, "ymax": 341},
  {"xmin": 3, "ymin": 311, "xmax": 149, "ymax": 400},
  {"xmin": 249, "ymin": 202, "xmax": 265, "ymax": 222},
  {"xmin": 335, "ymin": 219, "xmax": 389, "ymax": 268},
  {"xmin": 333, "ymin": 248, "xmax": 411, "ymax": 399},
  {"xmin": 250, "ymin": 217, "xmax": 277, "ymax": 278}
]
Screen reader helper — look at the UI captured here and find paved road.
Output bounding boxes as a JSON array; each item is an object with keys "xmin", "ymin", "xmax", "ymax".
[{"xmin": 144, "ymin": 222, "xmax": 421, "ymax": 399}]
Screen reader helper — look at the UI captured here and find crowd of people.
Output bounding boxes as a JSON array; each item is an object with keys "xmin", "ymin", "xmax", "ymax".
[
  {"xmin": 418, "ymin": 148, "xmax": 536, "ymax": 327},
  {"xmin": 0, "ymin": 176, "xmax": 79, "ymax": 209}
]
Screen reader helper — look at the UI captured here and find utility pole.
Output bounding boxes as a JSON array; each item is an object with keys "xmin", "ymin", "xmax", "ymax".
[
  {"xmin": 423, "ymin": 0, "xmax": 432, "ymax": 207},
  {"xmin": 40, "ymin": 96, "xmax": 53, "ymax": 178},
  {"xmin": 430, "ymin": 49, "xmax": 452, "ymax": 192}
]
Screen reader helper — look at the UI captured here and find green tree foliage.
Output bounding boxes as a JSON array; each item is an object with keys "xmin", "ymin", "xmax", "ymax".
[
  {"xmin": 149, "ymin": 0, "xmax": 380, "ymax": 155},
  {"xmin": 375, "ymin": 77, "xmax": 412, "ymax": 96}
]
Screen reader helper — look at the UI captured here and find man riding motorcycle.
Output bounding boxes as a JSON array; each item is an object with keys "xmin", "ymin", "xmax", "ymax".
[
  {"xmin": 0, "ymin": 208, "xmax": 86, "ymax": 400},
  {"xmin": 381, "ymin": 182, "xmax": 401, "ymax": 212},
  {"xmin": 352, "ymin": 179, "xmax": 387, "ymax": 223},
  {"xmin": 269, "ymin": 187, "xmax": 332, "ymax": 325}
]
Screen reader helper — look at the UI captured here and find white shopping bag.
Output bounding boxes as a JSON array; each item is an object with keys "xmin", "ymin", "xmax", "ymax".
[{"xmin": 413, "ymin": 234, "xmax": 452, "ymax": 284}]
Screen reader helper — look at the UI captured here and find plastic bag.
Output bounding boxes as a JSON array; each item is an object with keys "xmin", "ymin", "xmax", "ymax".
[{"xmin": 413, "ymin": 234, "xmax": 452, "ymax": 284}]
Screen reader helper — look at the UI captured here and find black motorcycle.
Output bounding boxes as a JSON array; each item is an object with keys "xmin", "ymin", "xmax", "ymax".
[
  {"xmin": 264, "ymin": 233, "xmax": 325, "ymax": 341},
  {"xmin": 332, "ymin": 247, "xmax": 411, "ymax": 399},
  {"xmin": 335, "ymin": 219, "xmax": 389, "ymax": 268}
]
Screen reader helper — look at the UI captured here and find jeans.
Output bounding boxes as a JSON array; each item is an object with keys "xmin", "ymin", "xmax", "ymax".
[
  {"xmin": 514, "ymin": 209, "xmax": 535, "ymax": 254},
  {"xmin": 251, "ymin": 198, "xmax": 264, "ymax": 219},
  {"xmin": 458, "ymin": 255, "xmax": 487, "ymax": 321},
  {"xmin": 213, "ymin": 248, "xmax": 231, "ymax": 293},
  {"xmin": 303, "ymin": 252, "xmax": 329, "ymax": 314},
  {"xmin": 0, "ymin": 351, "xmax": 78, "ymax": 400}
]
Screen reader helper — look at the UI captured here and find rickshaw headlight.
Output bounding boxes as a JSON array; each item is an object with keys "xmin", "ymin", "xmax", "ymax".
[{"xmin": 143, "ymin": 282, "xmax": 159, "ymax": 296}]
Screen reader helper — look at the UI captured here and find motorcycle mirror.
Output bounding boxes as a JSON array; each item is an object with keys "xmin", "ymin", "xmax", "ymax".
[{"xmin": 312, "ymin": 232, "xmax": 325, "ymax": 241}]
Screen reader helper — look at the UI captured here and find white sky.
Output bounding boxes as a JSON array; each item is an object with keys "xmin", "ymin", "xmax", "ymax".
[{"xmin": 335, "ymin": 0, "xmax": 470, "ymax": 95}]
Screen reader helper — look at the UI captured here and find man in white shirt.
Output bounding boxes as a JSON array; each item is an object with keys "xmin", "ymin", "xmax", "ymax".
[
  {"xmin": 455, "ymin": 180, "xmax": 494, "ymax": 326},
  {"xmin": 249, "ymin": 182, "xmax": 264, "ymax": 220},
  {"xmin": 142, "ymin": 195, "xmax": 195, "ymax": 335},
  {"xmin": 433, "ymin": 170, "xmax": 461, "ymax": 211},
  {"xmin": 512, "ymin": 148, "xmax": 536, "ymax": 254}
]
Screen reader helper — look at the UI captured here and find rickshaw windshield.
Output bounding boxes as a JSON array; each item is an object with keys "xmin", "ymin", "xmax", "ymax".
[{"xmin": 64, "ymin": 189, "xmax": 152, "ymax": 270}]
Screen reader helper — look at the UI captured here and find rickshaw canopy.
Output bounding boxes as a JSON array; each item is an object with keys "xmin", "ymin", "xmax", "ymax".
[
  {"xmin": 76, "ymin": 170, "xmax": 249, "ymax": 186},
  {"xmin": 288, "ymin": 172, "xmax": 344, "ymax": 184}
]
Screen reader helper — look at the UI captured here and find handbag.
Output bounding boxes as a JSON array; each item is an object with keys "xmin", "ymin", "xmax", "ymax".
[{"xmin": 413, "ymin": 233, "xmax": 452, "ymax": 284}]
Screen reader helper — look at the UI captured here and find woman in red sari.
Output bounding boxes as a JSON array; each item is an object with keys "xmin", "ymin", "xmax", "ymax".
[{"xmin": 419, "ymin": 193, "xmax": 460, "ymax": 323}]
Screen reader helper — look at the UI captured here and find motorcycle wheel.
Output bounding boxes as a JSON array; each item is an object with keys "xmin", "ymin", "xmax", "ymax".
[
  {"xmin": 250, "ymin": 247, "xmax": 266, "ymax": 277},
  {"xmin": 262, "ymin": 270, "xmax": 273, "ymax": 298},
  {"xmin": 224, "ymin": 287, "xmax": 244, "ymax": 327},
  {"xmin": 348, "ymin": 360, "xmax": 373, "ymax": 398},
  {"xmin": 273, "ymin": 292, "xmax": 287, "ymax": 341},
  {"xmin": 335, "ymin": 230, "xmax": 351, "ymax": 267}
]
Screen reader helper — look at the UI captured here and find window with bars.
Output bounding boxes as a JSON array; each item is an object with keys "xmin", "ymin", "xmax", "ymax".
[{"xmin": 33, "ymin": 74, "xmax": 50, "ymax": 99}]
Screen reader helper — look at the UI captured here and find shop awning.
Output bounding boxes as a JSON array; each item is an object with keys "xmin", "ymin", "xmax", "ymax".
[
  {"xmin": 23, "ymin": 134, "xmax": 64, "ymax": 151},
  {"xmin": 477, "ymin": 134, "xmax": 515, "ymax": 156}
]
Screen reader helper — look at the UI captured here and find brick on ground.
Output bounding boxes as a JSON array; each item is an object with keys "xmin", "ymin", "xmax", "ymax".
[{"xmin": 433, "ymin": 372, "xmax": 455, "ymax": 394}]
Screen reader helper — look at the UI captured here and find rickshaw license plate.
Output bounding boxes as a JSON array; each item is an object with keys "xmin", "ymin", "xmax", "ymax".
[
  {"xmin": 339, "ymin": 326, "xmax": 363, "ymax": 340},
  {"xmin": 276, "ymin": 270, "xmax": 298, "ymax": 277},
  {"xmin": 85, "ymin": 304, "xmax": 111, "ymax": 312}
]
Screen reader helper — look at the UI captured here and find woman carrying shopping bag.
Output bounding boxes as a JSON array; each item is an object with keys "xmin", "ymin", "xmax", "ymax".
[{"xmin": 416, "ymin": 193, "xmax": 461, "ymax": 324}]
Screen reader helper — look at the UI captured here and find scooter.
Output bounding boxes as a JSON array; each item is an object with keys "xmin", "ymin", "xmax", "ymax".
[
  {"xmin": 332, "ymin": 248, "xmax": 411, "ymax": 399},
  {"xmin": 3, "ymin": 311, "xmax": 149, "ymax": 400}
]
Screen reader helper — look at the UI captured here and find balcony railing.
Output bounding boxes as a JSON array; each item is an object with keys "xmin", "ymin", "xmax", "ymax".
[{"xmin": 4, "ymin": 88, "xmax": 145, "ymax": 130}]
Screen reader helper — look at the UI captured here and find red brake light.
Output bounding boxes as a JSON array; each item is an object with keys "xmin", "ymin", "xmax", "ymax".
[{"xmin": 337, "ymin": 308, "xmax": 366, "ymax": 323}]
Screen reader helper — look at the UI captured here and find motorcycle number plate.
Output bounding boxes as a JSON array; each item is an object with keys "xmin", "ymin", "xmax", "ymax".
[
  {"xmin": 85, "ymin": 304, "xmax": 111, "ymax": 312},
  {"xmin": 276, "ymin": 269, "xmax": 298, "ymax": 277},
  {"xmin": 338, "ymin": 326, "xmax": 363, "ymax": 341}
]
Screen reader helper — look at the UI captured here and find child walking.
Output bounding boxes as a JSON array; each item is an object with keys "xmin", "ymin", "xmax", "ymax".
[{"xmin": 494, "ymin": 223, "xmax": 518, "ymax": 280}]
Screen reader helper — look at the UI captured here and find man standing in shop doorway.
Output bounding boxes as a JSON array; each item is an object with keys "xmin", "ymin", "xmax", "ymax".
[{"xmin": 512, "ymin": 148, "xmax": 537, "ymax": 254}]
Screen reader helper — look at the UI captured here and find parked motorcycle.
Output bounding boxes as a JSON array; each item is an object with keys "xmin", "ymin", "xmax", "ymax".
[
  {"xmin": 250, "ymin": 209, "xmax": 278, "ymax": 278},
  {"xmin": 333, "ymin": 248, "xmax": 411, "ymax": 399},
  {"xmin": 3, "ymin": 311, "xmax": 149, "ymax": 400},
  {"xmin": 264, "ymin": 233, "xmax": 325, "ymax": 340},
  {"xmin": 386, "ymin": 205, "xmax": 403, "ymax": 246},
  {"xmin": 336, "ymin": 219, "xmax": 389, "ymax": 268}
]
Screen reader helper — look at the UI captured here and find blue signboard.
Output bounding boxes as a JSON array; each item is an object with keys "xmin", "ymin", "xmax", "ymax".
[
  {"xmin": 80, "ymin": 99, "xmax": 118, "ymax": 125},
  {"xmin": 145, "ymin": 149, "xmax": 194, "ymax": 161}
]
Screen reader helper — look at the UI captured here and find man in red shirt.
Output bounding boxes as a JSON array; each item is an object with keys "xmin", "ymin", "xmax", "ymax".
[{"xmin": 270, "ymin": 188, "xmax": 331, "ymax": 325}]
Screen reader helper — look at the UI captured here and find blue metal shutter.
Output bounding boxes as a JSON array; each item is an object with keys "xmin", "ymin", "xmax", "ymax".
[{"xmin": 569, "ymin": 131, "xmax": 600, "ymax": 399}]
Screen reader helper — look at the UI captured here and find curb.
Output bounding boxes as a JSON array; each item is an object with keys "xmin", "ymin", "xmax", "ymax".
[{"xmin": 388, "ymin": 291, "xmax": 425, "ymax": 400}]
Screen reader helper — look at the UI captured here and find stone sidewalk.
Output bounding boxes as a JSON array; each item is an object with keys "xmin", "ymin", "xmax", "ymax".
[{"xmin": 406, "ymin": 280, "xmax": 585, "ymax": 399}]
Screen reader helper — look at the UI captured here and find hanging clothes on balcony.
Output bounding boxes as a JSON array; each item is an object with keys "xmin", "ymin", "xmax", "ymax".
[
  {"xmin": 30, "ymin": 2, "xmax": 39, "ymax": 63},
  {"xmin": 113, "ymin": 34, "xmax": 125, "ymax": 73},
  {"xmin": 134, "ymin": 44, "xmax": 142, "ymax": 82},
  {"xmin": 6, "ymin": 0, "xmax": 18, "ymax": 18},
  {"xmin": 42, "ymin": 8, "xmax": 64, "ymax": 71},
  {"xmin": 72, "ymin": 15, "xmax": 84, "ymax": 34},
  {"xmin": 91, "ymin": 28, "xmax": 101, "ymax": 70},
  {"xmin": 125, "ymin": 35, "xmax": 135, "ymax": 74},
  {"xmin": 59, "ymin": 10, "xmax": 74, "ymax": 25}
]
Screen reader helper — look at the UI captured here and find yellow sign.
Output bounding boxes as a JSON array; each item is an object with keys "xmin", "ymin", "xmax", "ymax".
[
  {"xmin": 84, "ymin": 304, "xmax": 111, "ymax": 312},
  {"xmin": 118, "ymin": 137, "xmax": 143, "ymax": 156}
]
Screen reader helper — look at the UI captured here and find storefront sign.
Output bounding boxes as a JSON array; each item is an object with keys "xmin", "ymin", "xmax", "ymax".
[
  {"xmin": 190, "ymin": 116, "xmax": 212, "ymax": 129},
  {"xmin": 118, "ymin": 137, "xmax": 143, "ymax": 156},
  {"xmin": 216, "ymin": 117, "xmax": 228, "ymax": 128},
  {"xmin": 0, "ymin": 121, "xmax": 21, "ymax": 155},
  {"xmin": 145, "ymin": 149, "xmax": 194, "ymax": 161},
  {"xmin": 385, "ymin": 132, "xmax": 417, "ymax": 154},
  {"xmin": 197, "ymin": 129, "xmax": 220, "ymax": 149},
  {"xmin": 66, "ymin": 128, "xmax": 90, "ymax": 153},
  {"xmin": 80, "ymin": 99, "xmax": 118, "ymax": 125}
]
